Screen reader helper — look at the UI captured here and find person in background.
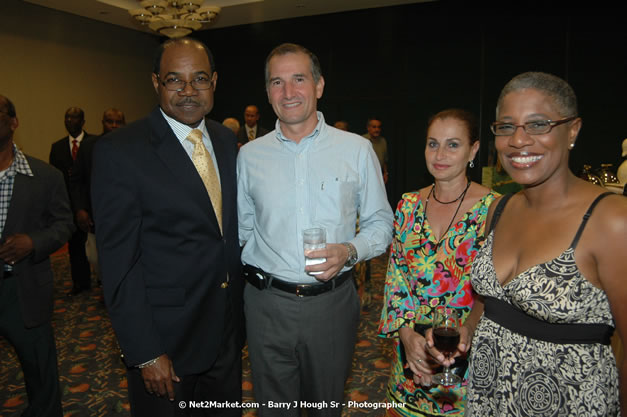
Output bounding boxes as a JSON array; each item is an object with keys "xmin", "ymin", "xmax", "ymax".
[
  {"xmin": 363, "ymin": 117, "xmax": 389, "ymax": 184},
  {"xmin": 379, "ymin": 109, "xmax": 497, "ymax": 416},
  {"xmin": 223, "ymin": 117, "xmax": 240, "ymax": 135},
  {"xmin": 236, "ymin": 104, "xmax": 269, "ymax": 146},
  {"xmin": 92, "ymin": 37, "xmax": 243, "ymax": 416},
  {"xmin": 49, "ymin": 107, "xmax": 93, "ymax": 296},
  {"xmin": 238, "ymin": 43, "xmax": 393, "ymax": 417},
  {"xmin": 70, "ymin": 108, "xmax": 125, "ymax": 275},
  {"xmin": 0, "ymin": 94, "xmax": 74, "ymax": 417},
  {"xmin": 433, "ymin": 72, "xmax": 627, "ymax": 416},
  {"xmin": 334, "ymin": 120, "xmax": 349, "ymax": 131}
]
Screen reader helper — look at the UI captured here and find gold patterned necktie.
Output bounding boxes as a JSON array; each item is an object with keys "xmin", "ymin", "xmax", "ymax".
[
  {"xmin": 186, "ymin": 129, "xmax": 222, "ymax": 232},
  {"xmin": 248, "ymin": 127, "xmax": 255, "ymax": 140}
]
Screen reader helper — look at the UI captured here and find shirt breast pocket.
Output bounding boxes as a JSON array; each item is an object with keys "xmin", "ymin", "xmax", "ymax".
[{"xmin": 314, "ymin": 177, "xmax": 358, "ymax": 226}]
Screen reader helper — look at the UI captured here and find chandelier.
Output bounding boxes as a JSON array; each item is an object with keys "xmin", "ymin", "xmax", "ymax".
[{"xmin": 129, "ymin": 1, "xmax": 221, "ymax": 38}]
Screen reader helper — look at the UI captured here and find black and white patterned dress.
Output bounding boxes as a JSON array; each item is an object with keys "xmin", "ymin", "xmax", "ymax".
[{"xmin": 466, "ymin": 194, "xmax": 620, "ymax": 417}]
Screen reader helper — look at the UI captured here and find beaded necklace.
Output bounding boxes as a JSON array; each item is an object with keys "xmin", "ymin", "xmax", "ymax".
[{"xmin": 424, "ymin": 180, "xmax": 471, "ymax": 242}]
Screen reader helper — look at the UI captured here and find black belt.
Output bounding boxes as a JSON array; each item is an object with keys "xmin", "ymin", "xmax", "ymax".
[
  {"xmin": 484, "ymin": 296, "xmax": 614, "ymax": 345},
  {"xmin": 243, "ymin": 265, "xmax": 352, "ymax": 297}
]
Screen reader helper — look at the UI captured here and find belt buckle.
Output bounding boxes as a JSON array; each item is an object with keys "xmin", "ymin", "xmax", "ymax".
[{"xmin": 295, "ymin": 284, "xmax": 310, "ymax": 297}]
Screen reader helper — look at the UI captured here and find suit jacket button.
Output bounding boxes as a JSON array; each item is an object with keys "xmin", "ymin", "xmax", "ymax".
[{"xmin": 221, "ymin": 282, "xmax": 229, "ymax": 289}]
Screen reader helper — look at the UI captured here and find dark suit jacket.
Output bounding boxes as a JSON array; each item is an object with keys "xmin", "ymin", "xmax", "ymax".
[
  {"xmin": 49, "ymin": 132, "xmax": 95, "ymax": 193},
  {"xmin": 91, "ymin": 108, "xmax": 243, "ymax": 376},
  {"xmin": 4, "ymin": 156, "xmax": 74, "ymax": 328},
  {"xmin": 236, "ymin": 124, "xmax": 270, "ymax": 145},
  {"xmin": 69, "ymin": 134, "xmax": 101, "ymax": 223}
]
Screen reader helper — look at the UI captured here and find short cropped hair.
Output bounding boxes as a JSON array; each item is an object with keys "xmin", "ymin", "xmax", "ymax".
[
  {"xmin": 264, "ymin": 43, "xmax": 322, "ymax": 86},
  {"xmin": 496, "ymin": 71, "xmax": 578, "ymax": 118},
  {"xmin": 152, "ymin": 37, "xmax": 216, "ymax": 76}
]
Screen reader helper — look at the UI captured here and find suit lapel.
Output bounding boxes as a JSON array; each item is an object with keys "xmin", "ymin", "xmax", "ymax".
[{"xmin": 148, "ymin": 109, "xmax": 221, "ymax": 234}]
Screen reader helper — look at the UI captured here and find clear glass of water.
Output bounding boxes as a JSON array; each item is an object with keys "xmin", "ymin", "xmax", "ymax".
[{"xmin": 303, "ymin": 227, "xmax": 326, "ymax": 275}]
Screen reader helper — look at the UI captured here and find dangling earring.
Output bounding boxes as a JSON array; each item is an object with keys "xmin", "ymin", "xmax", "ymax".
[{"xmin": 469, "ymin": 160, "xmax": 475, "ymax": 168}]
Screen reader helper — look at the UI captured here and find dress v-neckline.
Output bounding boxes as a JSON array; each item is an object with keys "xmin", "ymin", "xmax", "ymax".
[{"xmin": 419, "ymin": 193, "xmax": 491, "ymax": 246}]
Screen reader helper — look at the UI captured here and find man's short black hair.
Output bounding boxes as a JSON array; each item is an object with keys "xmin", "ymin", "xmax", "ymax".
[{"xmin": 152, "ymin": 37, "xmax": 216, "ymax": 76}]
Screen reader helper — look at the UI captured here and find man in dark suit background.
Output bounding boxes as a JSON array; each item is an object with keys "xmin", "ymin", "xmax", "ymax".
[
  {"xmin": 0, "ymin": 94, "xmax": 74, "ymax": 417},
  {"xmin": 49, "ymin": 107, "xmax": 93, "ymax": 296},
  {"xmin": 236, "ymin": 104, "xmax": 269, "ymax": 147},
  {"xmin": 92, "ymin": 38, "xmax": 243, "ymax": 416},
  {"xmin": 70, "ymin": 108, "xmax": 125, "ymax": 275}
]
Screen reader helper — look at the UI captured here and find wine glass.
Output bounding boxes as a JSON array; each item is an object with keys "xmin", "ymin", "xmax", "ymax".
[{"xmin": 432, "ymin": 307, "xmax": 461, "ymax": 385}]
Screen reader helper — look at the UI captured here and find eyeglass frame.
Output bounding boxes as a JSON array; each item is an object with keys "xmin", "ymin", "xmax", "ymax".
[
  {"xmin": 157, "ymin": 73, "xmax": 215, "ymax": 92},
  {"xmin": 490, "ymin": 116, "xmax": 578, "ymax": 136}
]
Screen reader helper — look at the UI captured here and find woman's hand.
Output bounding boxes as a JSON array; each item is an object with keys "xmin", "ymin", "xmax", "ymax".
[
  {"xmin": 425, "ymin": 322, "xmax": 474, "ymax": 368},
  {"xmin": 399, "ymin": 327, "xmax": 437, "ymax": 386}
]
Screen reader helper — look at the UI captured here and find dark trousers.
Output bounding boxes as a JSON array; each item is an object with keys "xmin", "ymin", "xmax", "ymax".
[
  {"xmin": 126, "ymin": 298, "xmax": 242, "ymax": 417},
  {"xmin": 0, "ymin": 276, "xmax": 63, "ymax": 417},
  {"xmin": 244, "ymin": 279, "xmax": 361, "ymax": 417},
  {"xmin": 68, "ymin": 227, "xmax": 91, "ymax": 290}
]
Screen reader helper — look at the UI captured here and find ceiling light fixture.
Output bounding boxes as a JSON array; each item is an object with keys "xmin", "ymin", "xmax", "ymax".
[{"xmin": 129, "ymin": 0, "xmax": 221, "ymax": 38}]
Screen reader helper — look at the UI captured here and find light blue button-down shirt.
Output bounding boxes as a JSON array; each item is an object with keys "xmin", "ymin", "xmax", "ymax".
[{"xmin": 237, "ymin": 112, "xmax": 393, "ymax": 284}]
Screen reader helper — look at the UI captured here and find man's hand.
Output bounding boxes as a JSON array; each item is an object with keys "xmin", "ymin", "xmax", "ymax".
[
  {"xmin": 140, "ymin": 354, "xmax": 180, "ymax": 401},
  {"xmin": 75, "ymin": 209, "xmax": 93, "ymax": 233},
  {"xmin": 0, "ymin": 234, "xmax": 34, "ymax": 265},
  {"xmin": 304, "ymin": 243, "xmax": 349, "ymax": 282}
]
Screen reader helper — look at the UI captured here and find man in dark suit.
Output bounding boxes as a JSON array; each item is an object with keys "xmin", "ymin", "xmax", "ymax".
[
  {"xmin": 91, "ymin": 38, "xmax": 243, "ymax": 417},
  {"xmin": 0, "ymin": 94, "xmax": 74, "ymax": 417},
  {"xmin": 70, "ymin": 108, "xmax": 125, "ymax": 274},
  {"xmin": 49, "ymin": 107, "xmax": 93, "ymax": 296},
  {"xmin": 236, "ymin": 105, "xmax": 269, "ymax": 147}
]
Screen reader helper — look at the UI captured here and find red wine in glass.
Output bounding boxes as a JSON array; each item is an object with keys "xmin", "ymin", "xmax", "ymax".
[{"xmin": 432, "ymin": 308, "xmax": 461, "ymax": 385}]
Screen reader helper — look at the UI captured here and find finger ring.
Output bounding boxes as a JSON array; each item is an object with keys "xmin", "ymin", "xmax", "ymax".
[{"xmin": 416, "ymin": 359, "xmax": 423, "ymax": 364}]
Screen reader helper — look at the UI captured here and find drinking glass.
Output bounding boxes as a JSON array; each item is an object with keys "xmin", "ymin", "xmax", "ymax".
[
  {"xmin": 303, "ymin": 227, "xmax": 326, "ymax": 275},
  {"xmin": 432, "ymin": 307, "xmax": 461, "ymax": 385}
]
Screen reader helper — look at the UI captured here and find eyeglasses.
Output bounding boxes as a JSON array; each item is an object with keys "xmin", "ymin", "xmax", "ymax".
[
  {"xmin": 491, "ymin": 116, "xmax": 578, "ymax": 136},
  {"xmin": 159, "ymin": 75, "xmax": 214, "ymax": 92}
]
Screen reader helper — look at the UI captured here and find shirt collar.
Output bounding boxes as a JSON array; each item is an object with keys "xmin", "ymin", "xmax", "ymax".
[
  {"xmin": 274, "ymin": 111, "xmax": 326, "ymax": 144},
  {"xmin": 69, "ymin": 131, "xmax": 85, "ymax": 143},
  {"xmin": 9, "ymin": 144, "xmax": 33, "ymax": 177},
  {"xmin": 159, "ymin": 108, "xmax": 208, "ymax": 143}
]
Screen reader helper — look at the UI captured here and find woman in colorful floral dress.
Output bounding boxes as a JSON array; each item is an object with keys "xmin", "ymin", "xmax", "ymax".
[{"xmin": 379, "ymin": 109, "xmax": 497, "ymax": 416}]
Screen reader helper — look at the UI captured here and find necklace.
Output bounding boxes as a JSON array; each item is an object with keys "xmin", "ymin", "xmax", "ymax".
[
  {"xmin": 432, "ymin": 180, "xmax": 471, "ymax": 204},
  {"xmin": 424, "ymin": 180, "xmax": 471, "ymax": 242}
]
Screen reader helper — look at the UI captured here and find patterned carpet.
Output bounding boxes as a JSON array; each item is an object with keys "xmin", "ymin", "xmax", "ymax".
[{"xmin": 0, "ymin": 252, "xmax": 393, "ymax": 417}]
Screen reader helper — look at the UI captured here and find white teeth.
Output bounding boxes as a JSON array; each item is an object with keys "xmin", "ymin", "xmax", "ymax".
[{"xmin": 511, "ymin": 155, "xmax": 543, "ymax": 164}]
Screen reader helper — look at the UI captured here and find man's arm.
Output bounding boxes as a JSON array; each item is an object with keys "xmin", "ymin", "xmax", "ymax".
[
  {"xmin": 91, "ymin": 139, "xmax": 165, "ymax": 367},
  {"xmin": 24, "ymin": 164, "xmax": 74, "ymax": 262}
]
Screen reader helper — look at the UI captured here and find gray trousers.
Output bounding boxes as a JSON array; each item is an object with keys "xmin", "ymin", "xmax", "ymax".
[{"xmin": 244, "ymin": 278, "xmax": 360, "ymax": 417}]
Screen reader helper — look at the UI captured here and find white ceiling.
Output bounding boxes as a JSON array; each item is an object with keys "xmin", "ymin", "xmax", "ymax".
[{"xmin": 23, "ymin": 0, "xmax": 432, "ymax": 35}]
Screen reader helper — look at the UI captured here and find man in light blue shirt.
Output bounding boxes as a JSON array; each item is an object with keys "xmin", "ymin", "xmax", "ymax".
[{"xmin": 237, "ymin": 43, "xmax": 393, "ymax": 417}]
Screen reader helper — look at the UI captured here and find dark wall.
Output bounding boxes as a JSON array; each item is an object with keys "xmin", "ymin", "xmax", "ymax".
[{"xmin": 197, "ymin": 2, "xmax": 627, "ymax": 205}]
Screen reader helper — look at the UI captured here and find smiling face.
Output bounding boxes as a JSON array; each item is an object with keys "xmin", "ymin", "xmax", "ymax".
[
  {"xmin": 266, "ymin": 52, "xmax": 324, "ymax": 140},
  {"xmin": 425, "ymin": 117, "xmax": 479, "ymax": 182},
  {"xmin": 152, "ymin": 41, "xmax": 216, "ymax": 128},
  {"xmin": 495, "ymin": 88, "xmax": 581, "ymax": 188}
]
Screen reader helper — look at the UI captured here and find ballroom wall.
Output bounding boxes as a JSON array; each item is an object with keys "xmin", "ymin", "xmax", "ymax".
[{"xmin": 0, "ymin": 0, "xmax": 159, "ymax": 161}]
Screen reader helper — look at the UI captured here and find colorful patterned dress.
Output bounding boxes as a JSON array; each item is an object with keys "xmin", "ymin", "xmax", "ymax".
[{"xmin": 378, "ymin": 190, "xmax": 497, "ymax": 417}]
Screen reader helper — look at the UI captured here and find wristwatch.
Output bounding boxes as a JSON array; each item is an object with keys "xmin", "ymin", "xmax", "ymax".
[{"xmin": 341, "ymin": 242, "xmax": 358, "ymax": 267}]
